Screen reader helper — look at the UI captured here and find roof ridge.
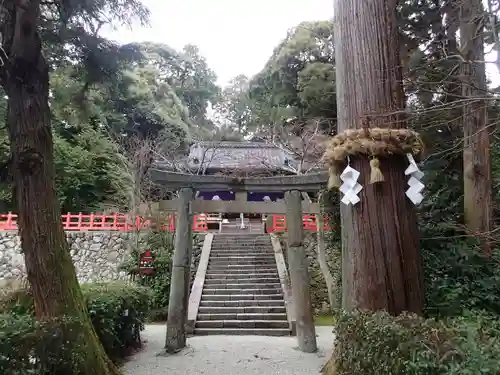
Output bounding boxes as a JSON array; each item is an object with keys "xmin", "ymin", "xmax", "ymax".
[{"xmin": 194, "ymin": 141, "xmax": 279, "ymax": 149}]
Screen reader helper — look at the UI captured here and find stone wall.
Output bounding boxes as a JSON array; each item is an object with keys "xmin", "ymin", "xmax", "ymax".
[
  {"xmin": 278, "ymin": 233, "xmax": 335, "ymax": 315},
  {"xmin": 0, "ymin": 231, "xmax": 133, "ymax": 284},
  {"xmin": 189, "ymin": 236, "xmax": 204, "ymax": 287},
  {"xmin": 0, "ymin": 231, "xmax": 206, "ymax": 287}
]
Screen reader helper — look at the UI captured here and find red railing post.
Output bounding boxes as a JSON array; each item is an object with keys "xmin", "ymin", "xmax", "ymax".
[
  {"xmin": 64, "ymin": 213, "xmax": 71, "ymax": 229},
  {"xmin": 269, "ymin": 215, "xmax": 276, "ymax": 232},
  {"xmin": 112, "ymin": 213, "xmax": 118, "ymax": 230},
  {"xmin": 6, "ymin": 212, "xmax": 13, "ymax": 230},
  {"xmin": 0, "ymin": 212, "xmax": 265, "ymax": 232},
  {"xmin": 88, "ymin": 213, "xmax": 94, "ymax": 230},
  {"xmin": 77, "ymin": 213, "xmax": 82, "ymax": 230}
]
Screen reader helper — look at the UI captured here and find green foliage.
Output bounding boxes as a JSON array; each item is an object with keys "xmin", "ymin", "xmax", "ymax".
[
  {"xmin": 248, "ymin": 20, "xmax": 336, "ymax": 132},
  {"xmin": 81, "ymin": 282, "xmax": 151, "ymax": 359},
  {"xmin": 0, "ymin": 315, "xmax": 87, "ymax": 375},
  {"xmin": 0, "ymin": 37, "xmax": 222, "ymax": 211},
  {"xmin": 422, "ymin": 237, "xmax": 500, "ymax": 318},
  {"xmin": 120, "ymin": 231, "xmax": 175, "ymax": 320},
  {"xmin": 53, "ymin": 129, "xmax": 130, "ymax": 212},
  {"xmin": 0, "ymin": 282, "xmax": 151, "ymax": 371},
  {"xmin": 120, "ymin": 230, "xmax": 203, "ymax": 321},
  {"xmin": 215, "ymin": 75, "xmax": 253, "ymax": 132},
  {"xmin": 324, "ymin": 310, "xmax": 500, "ymax": 375},
  {"xmin": 322, "ymin": 189, "xmax": 342, "ymax": 313}
]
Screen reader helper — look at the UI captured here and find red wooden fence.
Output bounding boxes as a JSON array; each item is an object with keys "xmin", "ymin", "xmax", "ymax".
[
  {"xmin": 0, "ymin": 212, "xmax": 331, "ymax": 232},
  {"xmin": 267, "ymin": 214, "xmax": 332, "ymax": 233}
]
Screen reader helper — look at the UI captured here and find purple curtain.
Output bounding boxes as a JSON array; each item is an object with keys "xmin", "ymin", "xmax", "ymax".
[{"xmin": 197, "ymin": 191, "xmax": 286, "ymax": 202}]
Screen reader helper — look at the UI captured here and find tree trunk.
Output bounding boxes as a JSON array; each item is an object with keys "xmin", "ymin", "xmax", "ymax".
[
  {"xmin": 333, "ymin": 0, "xmax": 424, "ymax": 315},
  {"xmin": 460, "ymin": 0, "xmax": 493, "ymax": 253},
  {"xmin": 2, "ymin": 1, "xmax": 120, "ymax": 374}
]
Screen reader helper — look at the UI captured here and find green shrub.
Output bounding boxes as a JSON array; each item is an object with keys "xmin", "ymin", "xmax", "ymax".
[
  {"xmin": 119, "ymin": 230, "xmax": 175, "ymax": 320},
  {"xmin": 421, "ymin": 236, "xmax": 500, "ymax": 318},
  {"xmin": 323, "ymin": 310, "xmax": 500, "ymax": 375},
  {"xmin": 0, "ymin": 281, "xmax": 151, "ymax": 368},
  {"xmin": 0, "ymin": 286, "xmax": 35, "ymax": 316},
  {"xmin": 0, "ymin": 314, "xmax": 87, "ymax": 375},
  {"xmin": 120, "ymin": 230, "xmax": 203, "ymax": 321},
  {"xmin": 81, "ymin": 282, "xmax": 152, "ymax": 359}
]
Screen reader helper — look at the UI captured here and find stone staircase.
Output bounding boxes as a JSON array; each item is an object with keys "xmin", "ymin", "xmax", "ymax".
[{"xmin": 194, "ymin": 234, "xmax": 291, "ymax": 336}]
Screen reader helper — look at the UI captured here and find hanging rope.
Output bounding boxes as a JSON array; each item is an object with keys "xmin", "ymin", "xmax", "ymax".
[{"xmin": 322, "ymin": 128, "xmax": 424, "ymax": 189}]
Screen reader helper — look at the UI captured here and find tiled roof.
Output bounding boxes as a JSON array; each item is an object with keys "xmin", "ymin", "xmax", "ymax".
[{"xmin": 188, "ymin": 141, "xmax": 297, "ymax": 172}]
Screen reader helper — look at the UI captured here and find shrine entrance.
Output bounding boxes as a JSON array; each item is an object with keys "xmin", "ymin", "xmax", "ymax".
[{"xmin": 149, "ymin": 170, "xmax": 329, "ymax": 353}]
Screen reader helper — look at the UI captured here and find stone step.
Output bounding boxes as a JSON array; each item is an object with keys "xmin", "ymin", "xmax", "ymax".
[
  {"xmin": 211, "ymin": 242, "xmax": 271, "ymax": 245},
  {"xmin": 210, "ymin": 253, "xmax": 274, "ymax": 257},
  {"xmin": 209, "ymin": 260, "xmax": 276, "ymax": 266},
  {"xmin": 199, "ymin": 299, "xmax": 285, "ymax": 307},
  {"xmin": 207, "ymin": 268, "xmax": 278, "ymax": 274},
  {"xmin": 210, "ymin": 251, "xmax": 275, "ymax": 259},
  {"xmin": 211, "ymin": 242, "xmax": 271, "ymax": 247},
  {"xmin": 212, "ymin": 244, "xmax": 272, "ymax": 248},
  {"xmin": 206, "ymin": 270, "xmax": 277, "ymax": 275},
  {"xmin": 208, "ymin": 257, "xmax": 276, "ymax": 266},
  {"xmin": 209, "ymin": 254, "xmax": 274, "ymax": 259},
  {"xmin": 205, "ymin": 273, "xmax": 279, "ymax": 279},
  {"xmin": 195, "ymin": 320, "xmax": 289, "ymax": 329},
  {"xmin": 213, "ymin": 235, "xmax": 269, "ymax": 239},
  {"xmin": 203, "ymin": 282, "xmax": 281, "ymax": 289},
  {"xmin": 202, "ymin": 288, "xmax": 282, "ymax": 295},
  {"xmin": 197, "ymin": 306, "xmax": 286, "ymax": 314},
  {"xmin": 209, "ymin": 256, "xmax": 275, "ymax": 261},
  {"xmin": 193, "ymin": 328, "xmax": 291, "ymax": 336},
  {"xmin": 201, "ymin": 294, "xmax": 283, "ymax": 301},
  {"xmin": 212, "ymin": 242, "xmax": 271, "ymax": 246},
  {"xmin": 213, "ymin": 235, "xmax": 270, "ymax": 238},
  {"xmin": 206, "ymin": 272, "xmax": 278, "ymax": 276},
  {"xmin": 210, "ymin": 250, "xmax": 274, "ymax": 258},
  {"xmin": 210, "ymin": 267, "xmax": 277, "ymax": 275},
  {"xmin": 207, "ymin": 264, "xmax": 277, "ymax": 270},
  {"xmin": 204, "ymin": 278, "xmax": 280, "ymax": 285},
  {"xmin": 197, "ymin": 313, "xmax": 287, "ymax": 321},
  {"xmin": 211, "ymin": 248, "xmax": 273, "ymax": 253}
]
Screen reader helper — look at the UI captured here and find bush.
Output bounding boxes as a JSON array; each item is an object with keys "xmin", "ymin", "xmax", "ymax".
[
  {"xmin": 81, "ymin": 282, "xmax": 152, "ymax": 359},
  {"xmin": 0, "ymin": 314, "xmax": 87, "ymax": 375},
  {"xmin": 322, "ymin": 310, "xmax": 500, "ymax": 375},
  {"xmin": 120, "ymin": 230, "xmax": 203, "ymax": 321},
  {"xmin": 0, "ymin": 281, "xmax": 151, "ymax": 372},
  {"xmin": 421, "ymin": 236, "xmax": 500, "ymax": 318},
  {"xmin": 119, "ymin": 230, "xmax": 175, "ymax": 320}
]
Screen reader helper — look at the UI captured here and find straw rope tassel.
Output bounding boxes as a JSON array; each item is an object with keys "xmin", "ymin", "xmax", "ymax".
[
  {"xmin": 369, "ymin": 157, "xmax": 384, "ymax": 184},
  {"xmin": 327, "ymin": 166, "xmax": 341, "ymax": 189}
]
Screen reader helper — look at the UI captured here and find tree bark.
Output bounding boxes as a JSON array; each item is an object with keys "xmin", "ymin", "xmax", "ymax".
[
  {"xmin": 2, "ymin": 1, "xmax": 120, "ymax": 373},
  {"xmin": 333, "ymin": 0, "xmax": 424, "ymax": 315},
  {"xmin": 460, "ymin": 0, "xmax": 493, "ymax": 253}
]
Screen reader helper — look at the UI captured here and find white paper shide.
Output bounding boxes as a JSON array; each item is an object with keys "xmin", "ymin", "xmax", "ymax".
[
  {"xmin": 405, "ymin": 153, "xmax": 424, "ymax": 205},
  {"xmin": 339, "ymin": 165, "xmax": 362, "ymax": 205}
]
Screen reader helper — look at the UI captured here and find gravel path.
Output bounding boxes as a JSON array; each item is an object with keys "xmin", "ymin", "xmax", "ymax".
[{"xmin": 123, "ymin": 325, "xmax": 335, "ymax": 375}]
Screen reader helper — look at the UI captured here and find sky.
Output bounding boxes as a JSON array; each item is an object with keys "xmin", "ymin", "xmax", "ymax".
[
  {"xmin": 100, "ymin": 0, "xmax": 333, "ymax": 85},
  {"xmin": 101, "ymin": 0, "xmax": 500, "ymax": 87}
]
